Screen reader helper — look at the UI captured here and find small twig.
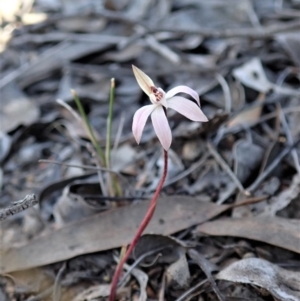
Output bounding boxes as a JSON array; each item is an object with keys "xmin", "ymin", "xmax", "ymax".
[
  {"xmin": 152, "ymin": 19, "xmax": 300, "ymax": 38},
  {"xmin": 0, "ymin": 194, "xmax": 37, "ymax": 221},
  {"xmin": 216, "ymin": 74, "xmax": 232, "ymax": 113},
  {"xmin": 11, "ymin": 33, "xmax": 126, "ymax": 46},
  {"xmin": 175, "ymin": 279, "xmax": 208, "ymax": 301},
  {"xmin": 106, "ymin": 78, "xmax": 115, "ymax": 169},
  {"xmin": 207, "ymin": 142, "xmax": 245, "ymax": 193},
  {"xmin": 0, "ymin": 42, "xmax": 70, "ymax": 90},
  {"xmin": 258, "ymin": 105, "xmax": 281, "ymax": 174},
  {"xmin": 279, "ymin": 106, "xmax": 300, "ymax": 174},
  {"xmin": 52, "ymin": 262, "xmax": 67, "ymax": 301},
  {"xmin": 25, "ymin": 286, "xmax": 54, "ymax": 301},
  {"xmin": 56, "ymin": 98, "xmax": 82, "ymax": 122},
  {"xmin": 95, "ymin": 160, "xmax": 108, "ymax": 197},
  {"xmin": 121, "ymin": 19, "xmax": 300, "ymax": 49},
  {"xmin": 38, "ymin": 160, "xmax": 118, "ymax": 176},
  {"xmin": 112, "ymin": 113, "xmax": 125, "ymax": 155},
  {"xmin": 38, "ymin": 159, "xmax": 132, "ymax": 190},
  {"xmin": 188, "ymin": 249, "xmax": 225, "ymax": 301},
  {"xmin": 164, "ymin": 152, "xmax": 209, "ymax": 187},
  {"xmin": 158, "ymin": 272, "xmax": 167, "ymax": 301},
  {"xmin": 71, "ymin": 89, "xmax": 106, "ymax": 164},
  {"xmin": 145, "ymin": 35, "xmax": 181, "ymax": 64},
  {"xmin": 246, "ymin": 137, "xmax": 300, "ymax": 193},
  {"xmin": 119, "ymin": 246, "xmax": 167, "ymax": 287}
]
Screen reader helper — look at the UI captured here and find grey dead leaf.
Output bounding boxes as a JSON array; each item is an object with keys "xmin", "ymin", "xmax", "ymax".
[
  {"xmin": 133, "ymin": 234, "xmax": 188, "ymax": 264},
  {"xmin": 197, "ymin": 216, "xmax": 300, "ymax": 254},
  {"xmin": 166, "ymin": 250, "xmax": 190, "ymax": 288},
  {"xmin": 53, "ymin": 185, "xmax": 99, "ymax": 227},
  {"xmin": 17, "ymin": 41, "xmax": 115, "ymax": 88},
  {"xmin": 0, "ymin": 83, "xmax": 39, "ymax": 132},
  {"xmin": 111, "ymin": 144, "xmax": 137, "ymax": 172},
  {"xmin": 276, "ymin": 32, "xmax": 300, "ymax": 67},
  {"xmin": 227, "ymin": 93, "xmax": 265, "ymax": 128},
  {"xmin": 260, "ymin": 174, "xmax": 300, "ymax": 216},
  {"xmin": 1, "ymin": 196, "xmax": 230, "ymax": 273},
  {"xmin": 0, "ymin": 132, "xmax": 12, "ymax": 162},
  {"xmin": 124, "ymin": 0, "xmax": 153, "ymax": 21},
  {"xmin": 164, "ymin": 0, "xmax": 252, "ymax": 30},
  {"xmin": 123, "ymin": 263, "xmax": 148, "ymax": 301},
  {"xmin": 217, "ymin": 258, "xmax": 300, "ymax": 301},
  {"xmin": 134, "ymin": 234, "xmax": 190, "ymax": 288},
  {"xmin": 102, "ymin": 43, "xmax": 144, "ymax": 62},
  {"xmin": 21, "ymin": 12, "xmax": 48, "ymax": 25},
  {"xmin": 8, "ymin": 268, "xmax": 52, "ymax": 294},
  {"xmin": 233, "ymin": 58, "xmax": 273, "ymax": 93},
  {"xmin": 188, "ymin": 249, "xmax": 225, "ymax": 301},
  {"xmin": 57, "ymin": 17, "xmax": 106, "ymax": 32},
  {"xmin": 172, "ymin": 34, "xmax": 203, "ymax": 50},
  {"xmin": 145, "ymin": 35, "xmax": 181, "ymax": 65},
  {"xmin": 233, "ymin": 139, "xmax": 264, "ymax": 183},
  {"xmin": 184, "ymin": 53, "xmax": 216, "ymax": 68},
  {"xmin": 288, "ymin": 98, "xmax": 300, "ymax": 137},
  {"xmin": 61, "ymin": 0, "xmax": 102, "ymax": 15}
]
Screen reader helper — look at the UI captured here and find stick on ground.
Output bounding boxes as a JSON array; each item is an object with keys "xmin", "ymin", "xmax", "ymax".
[{"xmin": 0, "ymin": 194, "xmax": 37, "ymax": 221}]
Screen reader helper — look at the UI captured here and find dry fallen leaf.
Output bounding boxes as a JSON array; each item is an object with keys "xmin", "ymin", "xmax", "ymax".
[
  {"xmin": 166, "ymin": 250, "xmax": 190, "ymax": 288},
  {"xmin": 276, "ymin": 32, "xmax": 300, "ymax": 67},
  {"xmin": 1, "ymin": 196, "xmax": 230, "ymax": 273},
  {"xmin": 197, "ymin": 216, "xmax": 300, "ymax": 254},
  {"xmin": 217, "ymin": 258, "xmax": 300, "ymax": 301},
  {"xmin": 233, "ymin": 138, "xmax": 264, "ymax": 183},
  {"xmin": 227, "ymin": 93, "xmax": 265, "ymax": 128},
  {"xmin": 72, "ymin": 284, "xmax": 111, "ymax": 301},
  {"xmin": 260, "ymin": 174, "xmax": 300, "ymax": 216},
  {"xmin": 233, "ymin": 58, "xmax": 273, "ymax": 93},
  {"xmin": 1, "ymin": 83, "xmax": 39, "ymax": 132},
  {"xmin": 123, "ymin": 262, "xmax": 148, "ymax": 301},
  {"xmin": 188, "ymin": 249, "xmax": 225, "ymax": 301}
]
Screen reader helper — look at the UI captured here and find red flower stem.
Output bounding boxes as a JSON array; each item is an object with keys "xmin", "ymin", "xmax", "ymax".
[{"xmin": 109, "ymin": 149, "xmax": 168, "ymax": 301}]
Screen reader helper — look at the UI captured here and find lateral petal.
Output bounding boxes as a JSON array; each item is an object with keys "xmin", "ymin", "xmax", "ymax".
[
  {"xmin": 168, "ymin": 96, "xmax": 208, "ymax": 122},
  {"xmin": 151, "ymin": 106, "xmax": 172, "ymax": 150},
  {"xmin": 132, "ymin": 105, "xmax": 156, "ymax": 144},
  {"xmin": 166, "ymin": 85, "xmax": 200, "ymax": 106},
  {"xmin": 132, "ymin": 65, "xmax": 154, "ymax": 96}
]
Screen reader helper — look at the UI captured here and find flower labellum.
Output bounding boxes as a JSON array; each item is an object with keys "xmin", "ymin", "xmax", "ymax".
[{"xmin": 132, "ymin": 65, "xmax": 208, "ymax": 150}]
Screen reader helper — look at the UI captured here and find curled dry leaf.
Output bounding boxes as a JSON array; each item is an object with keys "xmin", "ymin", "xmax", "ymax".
[
  {"xmin": 260, "ymin": 173, "xmax": 300, "ymax": 216},
  {"xmin": 134, "ymin": 234, "xmax": 190, "ymax": 288},
  {"xmin": 217, "ymin": 258, "xmax": 300, "ymax": 301},
  {"xmin": 123, "ymin": 263, "xmax": 148, "ymax": 301},
  {"xmin": 166, "ymin": 250, "xmax": 190, "ymax": 288}
]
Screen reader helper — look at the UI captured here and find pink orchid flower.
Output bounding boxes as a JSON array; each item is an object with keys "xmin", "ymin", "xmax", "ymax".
[{"xmin": 132, "ymin": 65, "xmax": 208, "ymax": 150}]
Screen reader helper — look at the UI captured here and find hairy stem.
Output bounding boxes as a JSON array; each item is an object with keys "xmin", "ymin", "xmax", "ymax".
[{"xmin": 109, "ymin": 149, "xmax": 168, "ymax": 301}]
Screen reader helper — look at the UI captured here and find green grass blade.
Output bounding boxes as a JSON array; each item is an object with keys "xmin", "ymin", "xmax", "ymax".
[{"xmin": 71, "ymin": 89, "xmax": 105, "ymax": 165}]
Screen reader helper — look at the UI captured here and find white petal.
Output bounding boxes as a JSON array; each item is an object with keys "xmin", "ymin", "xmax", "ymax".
[
  {"xmin": 151, "ymin": 106, "xmax": 172, "ymax": 150},
  {"xmin": 132, "ymin": 105, "xmax": 156, "ymax": 144},
  {"xmin": 132, "ymin": 65, "xmax": 154, "ymax": 96},
  {"xmin": 166, "ymin": 85, "xmax": 200, "ymax": 106},
  {"xmin": 168, "ymin": 96, "xmax": 208, "ymax": 122}
]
